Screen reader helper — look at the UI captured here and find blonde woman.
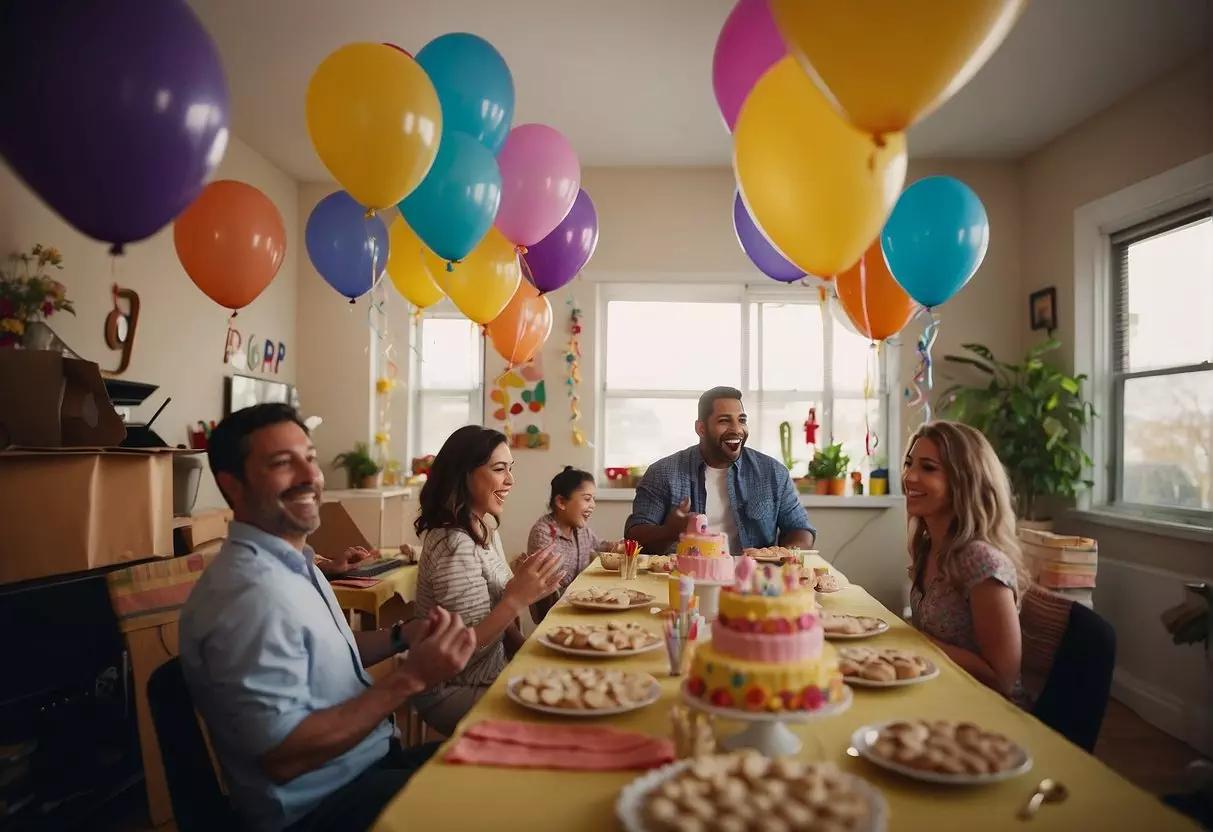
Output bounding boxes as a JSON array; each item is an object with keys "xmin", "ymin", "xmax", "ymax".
[{"xmin": 903, "ymin": 420, "xmax": 1031, "ymax": 702}]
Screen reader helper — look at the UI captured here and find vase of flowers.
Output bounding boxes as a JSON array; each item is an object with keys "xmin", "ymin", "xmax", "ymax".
[{"xmin": 0, "ymin": 245, "xmax": 74, "ymax": 349}]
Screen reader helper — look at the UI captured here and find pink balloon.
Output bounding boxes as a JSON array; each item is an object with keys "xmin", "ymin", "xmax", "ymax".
[
  {"xmin": 494, "ymin": 123, "xmax": 581, "ymax": 248},
  {"xmin": 712, "ymin": 0, "xmax": 787, "ymax": 132}
]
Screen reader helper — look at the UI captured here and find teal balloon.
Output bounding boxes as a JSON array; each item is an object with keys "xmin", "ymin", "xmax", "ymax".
[
  {"xmin": 416, "ymin": 32, "xmax": 514, "ymax": 154},
  {"xmin": 881, "ymin": 176, "xmax": 989, "ymax": 308},
  {"xmin": 399, "ymin": 130, "xmax": 502, "ymax": 263}
]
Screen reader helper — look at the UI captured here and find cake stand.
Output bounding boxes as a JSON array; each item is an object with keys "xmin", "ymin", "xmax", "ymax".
[
  {"xmin": 681, "ymin": 685, "xmax": 852, "ymax": 757},
  {"xmin": 689, "ymin": 578, "xmax": 731, "ymax": 627}
]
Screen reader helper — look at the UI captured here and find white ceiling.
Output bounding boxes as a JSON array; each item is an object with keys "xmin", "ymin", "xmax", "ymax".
[{"xmin": 189, "ymin": 0, "xmax": 1209, "ymax": 182}]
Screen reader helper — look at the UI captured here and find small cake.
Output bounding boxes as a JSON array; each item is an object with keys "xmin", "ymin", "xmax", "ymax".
[
  {"xmin": 674, "ymin": 514, "xmax": 735, "ymax": 583},
  {"xmin": 686, "ymin": 557, "xmax": 843, "ymax": 713}
]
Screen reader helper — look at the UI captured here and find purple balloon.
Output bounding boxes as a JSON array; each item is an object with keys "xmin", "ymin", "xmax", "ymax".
[
  {"xmin": 713, "ymin": 0, "xmax": 787, "ymax": 132},
  {"xmin": 0, "ymin": 0, "xmax": 230, "ymax": 253},
  {"xmin": 306, "ymin": 191, "xmax": 390, "ymax": 301},
  {"xmin": 523, "ymin": 188, "xmax": 599, "ymax": 293},
  {"xmin": 733, "ymin": 192, "xmax": 805, "ymax": 283}
]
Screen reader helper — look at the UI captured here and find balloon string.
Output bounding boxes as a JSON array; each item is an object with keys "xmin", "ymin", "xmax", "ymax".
[
  {"xmin": 903, "ymin": 308, "xmax": 940, "ymax": 423},
  {"xmin": 858, "ymin": 252, "xmax": 874, "ymax": 344},
  {"xmin": 864, "ymin": 343, "xmax": 880, "ymax": 457}
]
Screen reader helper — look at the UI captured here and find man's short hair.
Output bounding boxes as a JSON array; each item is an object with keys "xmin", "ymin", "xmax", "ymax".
[
  {"xmin": 207, "ymin": 404, "xmax": 309, "ymax": 505},
  {"xmin": 698, "ymin": 386, "xmax": 743, "ymax": 424}
]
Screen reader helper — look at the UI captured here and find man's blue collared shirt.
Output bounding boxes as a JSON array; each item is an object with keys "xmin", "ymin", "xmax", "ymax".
[
  {"xmin": 178, "ymin": 522, "xmax": 393, "ymax": 832},
  {"xmin": 624, "ymin": 445, "xmax": 815, "ymax": 553}
]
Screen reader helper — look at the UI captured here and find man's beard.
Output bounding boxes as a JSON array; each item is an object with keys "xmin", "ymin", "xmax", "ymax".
[{"xmin": 251, "ymin": 485, "xmax": 321, "ymax": 536}]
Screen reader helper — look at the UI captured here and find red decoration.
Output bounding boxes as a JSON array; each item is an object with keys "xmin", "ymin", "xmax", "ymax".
[{"xmin": 803, "ymin": 407, "xmax": 819, "ymax": 445}]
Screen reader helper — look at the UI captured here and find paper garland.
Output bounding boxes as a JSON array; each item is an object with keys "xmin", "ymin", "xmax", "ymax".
[
  {"xmin": 564, "ymin": 293, "xmax": 587, "ymax": 446},
  {"xmin": 369, "ymin": 281, "xmax": 401, "ymax": 483}
]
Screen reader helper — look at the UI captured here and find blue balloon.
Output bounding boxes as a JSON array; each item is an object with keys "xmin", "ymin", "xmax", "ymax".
[
  {"xmin": 881, "ymin": 176, "xmax": 989, "ymax": 308},
  {"xmin": 305, "ymin": 191, "xmax": 389, "ymax": 300},
  {"xmin": 399, "ymin": 131, "xmax": 502, "ymax": 263},
  {"xmin": 416, "ymin": 33, "xmax": 514, "ymax": 154}
]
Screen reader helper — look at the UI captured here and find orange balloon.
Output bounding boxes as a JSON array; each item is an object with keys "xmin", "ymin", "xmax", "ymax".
[
  {"xmin": 174, "ymin": 180, "xmax": 286, "ymax": 311},
  {"xmin": 485, "ymin": 281, "xmax": 553, "ymax": 366},
  {"xmin": 835, "ymin": 241, "xmax": 917, "ymax": 341}
]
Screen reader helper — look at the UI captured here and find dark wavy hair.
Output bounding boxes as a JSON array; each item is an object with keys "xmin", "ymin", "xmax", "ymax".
[
  {"xmin": 414, "ymin": 425, "xmax": 508, "ymax": 547},
  {"xmin": 549, "ymin": 465, "xmax": 595, "ymax": 512}
]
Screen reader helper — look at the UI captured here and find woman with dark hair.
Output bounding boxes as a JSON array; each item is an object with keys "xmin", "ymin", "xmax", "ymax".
[
  {"xmin": 524, "ymin": 466, "xmax": 624, "ymax": 623},
  {"xmin": 411, "ymin": 426, "xmax": 563, "ymax": 735}
]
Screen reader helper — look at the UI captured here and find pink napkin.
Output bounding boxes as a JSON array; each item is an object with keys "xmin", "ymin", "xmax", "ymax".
[
  {"xmin": 330, "ymin": 577, "xmax": 380, "ymax": 588},
  {"xmin": 444, "ymin": 720, "xmax": 675, "ymax": 771}
]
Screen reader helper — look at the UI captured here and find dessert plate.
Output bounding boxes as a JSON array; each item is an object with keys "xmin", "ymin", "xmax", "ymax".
[{"xmin": 850, "ymin": 720, "xmax": 1033, "ymax": 785}]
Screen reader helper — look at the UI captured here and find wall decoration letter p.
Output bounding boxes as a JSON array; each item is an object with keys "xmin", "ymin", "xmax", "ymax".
[{"xmin": 275, "ymin": 342, "xmax": 286, "ymax": 373}]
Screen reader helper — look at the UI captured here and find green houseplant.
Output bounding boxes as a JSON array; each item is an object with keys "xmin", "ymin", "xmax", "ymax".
[
  {"xmin": 333, "ymin": 442, "xmax": 383, "ymax": 489},
  {"xmin": 807, "ymin": 442, "xmax": 850, "ymax": 496},
  {"xmin": 938, "ymin": 338, "xmax": 1095, "ymax": 522}
]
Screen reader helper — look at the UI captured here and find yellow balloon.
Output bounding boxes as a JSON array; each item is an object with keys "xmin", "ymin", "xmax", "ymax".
[
  {"xmin": 734, "ymin": 57, "xmax": 907, "ymax": 278},
  {"xmin": 386, "ymin": 217, "xmax": 445, "ymax": 309},
  {"xmin": 432, "ymin": 228, "xmax": 521, "ymax": 325},
  {"xmin": 769, "ymin": 0, "xmax": 1025, "ymax": 137},
  {"xmin": 306, "ymin": 43, "xmax": 442, "ymax": 210}
]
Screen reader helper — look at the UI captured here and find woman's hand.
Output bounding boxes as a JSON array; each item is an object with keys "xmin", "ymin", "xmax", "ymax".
[{"xmin": 505, "ymin": 544, "xmax": 564, "ymax": 607}]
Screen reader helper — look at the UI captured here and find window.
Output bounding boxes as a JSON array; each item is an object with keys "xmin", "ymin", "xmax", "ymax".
[
  {"xmin": 598, "ymin": 285, "xmax": 892, "ymax": 478},
  {"xmin": 1109, "ymin": 203, "xmax": 1213, "ymax": 522},
  {"xmin": 410, "ymin": 312, "xmax": 484, "ymax": 457}
]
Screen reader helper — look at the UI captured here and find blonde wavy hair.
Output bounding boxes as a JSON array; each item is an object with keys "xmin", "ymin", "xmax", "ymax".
[{"xmin": 905, "ymin": 420, "xmax": 1030, "ymax": 605}]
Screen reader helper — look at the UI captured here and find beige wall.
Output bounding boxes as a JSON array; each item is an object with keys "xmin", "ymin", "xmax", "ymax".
[{"xmin": 0, "ymin": 137, "xmax": 299, "ymax": 510}]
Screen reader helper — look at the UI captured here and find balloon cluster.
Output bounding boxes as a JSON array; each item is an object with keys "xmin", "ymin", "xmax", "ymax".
[{"xmin": 712, "ymin": 0, "xmax": 1014, "ymax": 420}]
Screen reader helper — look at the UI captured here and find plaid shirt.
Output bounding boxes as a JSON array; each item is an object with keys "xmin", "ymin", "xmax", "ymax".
[{"xmin": 624, "ymin": 445, "xmax": 815, "ymax": 554}]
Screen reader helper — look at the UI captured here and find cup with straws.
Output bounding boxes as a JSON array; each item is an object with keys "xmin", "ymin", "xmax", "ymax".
[
  {"xmin": 664, "ymin": 576, "xmax": 704, "ymax": 676},
  {"xmin": 620, "ymin": 538, "xmax": 643, "ymax": 581}
]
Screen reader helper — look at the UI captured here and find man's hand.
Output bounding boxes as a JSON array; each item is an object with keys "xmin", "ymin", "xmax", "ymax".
[
  {"xmin": 663, "ymin": 497, "xmax": 692, "ymax": 534},
  {"xmin": 320, "ymin": 546, "xmax": 379, "ymax": 576},
  {"xmin": 397, "ymin": 607, "xmax": 476, "ymax": 689},
  {"xmin": 399, "ymin": 609, "xmax": 438, "ymax": 647}
]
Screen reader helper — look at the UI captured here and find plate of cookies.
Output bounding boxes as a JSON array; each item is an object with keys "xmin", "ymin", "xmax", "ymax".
[
  {"xmin": 839, "ymin": 646, "xmax": 939, "ymax": 688},
  {"xmin": 617, "ymin": 750, "xmax": 889, "ymax": 832},
  {"xmin": 851, "ymin": 719, "xmax": 1032, "ymax": 785},
  {"xmin": 506, "ymin": 667, "xmax": 662, "ymax": 716},
  {"xmin": 646, "ymin": 555, "xmax": 675, "ymax": 574},
  {"xmin": 539, "ymin": 621, "xmax": 664, "ymax": 658},
  {"xmin": 821, "ymin": 613, "xmax": 890, "ymax": 640},
  {"xmin": 565, "ymin": 586, "xmax": 656, "ymax": 611}
]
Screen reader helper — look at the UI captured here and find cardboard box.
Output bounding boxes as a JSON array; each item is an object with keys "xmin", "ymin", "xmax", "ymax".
[
  {"xmin": 306, "ymin": 501, "xmax": 372, "ymax": 560},
  {"xmin": 181, "ymin": 508, "xmax": 232, "ymax": 552},
  {"xmin": 0, "ymin": 448, "xmax": 175, "ymax": 585},
  {"xmin": 0, "ymin": 351, "xmax": 126, "ymax": 448}
]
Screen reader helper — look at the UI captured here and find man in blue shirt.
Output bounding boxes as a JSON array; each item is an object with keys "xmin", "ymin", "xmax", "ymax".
[
  {"xmin": 625, "ymin": 386, "xmax": 816, "ymax": 555},
  {"xmin": 179, "ymin": 404, "xmax": 476, "ymax": 832}
]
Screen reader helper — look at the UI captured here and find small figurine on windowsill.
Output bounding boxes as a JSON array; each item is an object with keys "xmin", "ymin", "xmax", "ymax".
[{"xmin": 851, "ymin": 471, "xmax": 864, "ymax": 496}]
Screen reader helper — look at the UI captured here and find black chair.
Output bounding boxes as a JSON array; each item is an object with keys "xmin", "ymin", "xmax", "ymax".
[
  {"xmin": 1031, "ymin": 602, "xmax": 1117, "ymax": 752},
  {"xmin": 147, "ymin": 657, "xmax": 241, "ymax": 832}
]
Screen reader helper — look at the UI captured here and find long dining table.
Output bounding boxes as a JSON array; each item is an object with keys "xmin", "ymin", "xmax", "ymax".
[{"xmin": 371, "ymin": 557, "xmax": 1198, "ymax": 831}]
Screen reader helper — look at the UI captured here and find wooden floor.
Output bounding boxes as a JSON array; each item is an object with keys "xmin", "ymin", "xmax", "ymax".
[{"xmin": 109, "ymin": 697, "xmax": 1207, "ymax": 831}]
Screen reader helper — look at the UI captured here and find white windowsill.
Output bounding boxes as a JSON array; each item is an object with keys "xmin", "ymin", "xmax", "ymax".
[
  {"xmin": 1067, "ymin": 507, "xmax": 1213, "ymax": 545},
  {"xmin": 596, "ymin": 487, "xmax": 903, "ymax": 509}
]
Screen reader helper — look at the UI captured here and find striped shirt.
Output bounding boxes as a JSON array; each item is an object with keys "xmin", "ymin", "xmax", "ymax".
[{"xmin": 413, "ymin": 524, "xmax": 512, "ymax": 696}]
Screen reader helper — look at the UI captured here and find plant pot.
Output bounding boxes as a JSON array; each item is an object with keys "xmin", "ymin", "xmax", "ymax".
[
  {"xmin": 869, "ymin": 477, "xmax": 889, "ymax": 496},
  {"xmin": 813, "ymin": 479, "xmax": 831, "ymax": 495},
  {"xmin": 357, "ymin": 473, "xmax": 382, "ymax": 489},
  {"xmin": 795, "ymin": 478, "xmax": 814, "ymax": 494},
  {"xmin": 827, "ymin": 478, "xmax": 848, "ymax": 497},
  {"xmin": 21, "ymin": 321, "xmax": 56, "ymax": 350}
]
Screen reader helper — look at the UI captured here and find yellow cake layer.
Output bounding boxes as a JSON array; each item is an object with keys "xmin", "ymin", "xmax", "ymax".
[
  {"xmin": 676, "ymin": 535, "xmax": 726, "ymax": 559},
  {"xmin": 718, "ymin": 586, "xmax": 817, "ymax": 623},
  {"xmin": 686, "ymin": 643, "xmax": 843, "ymax": 713}
]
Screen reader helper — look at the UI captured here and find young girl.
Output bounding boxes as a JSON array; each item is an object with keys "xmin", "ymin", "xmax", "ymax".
[
  {"xmin": 904, "ymin": 420, "xmax": 1031, "ymax": 703},
  {"xmin": 525, "ymin": 467, "xmax": 624, "ymax": 623}
]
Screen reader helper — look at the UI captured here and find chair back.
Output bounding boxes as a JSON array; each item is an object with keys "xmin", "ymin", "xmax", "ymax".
[
  {"xmin": 1032, "ymin": 601, "xmax": 1117, "ymax": 752},
  {"xmin": 147, "ymin": 657, "xmax": 239, "ymax": 831}
]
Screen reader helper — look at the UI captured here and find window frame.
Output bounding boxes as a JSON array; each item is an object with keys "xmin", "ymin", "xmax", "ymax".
[
  {"xmin": 1073, "ymin": 152, "xmax": 1213, "ymax": 536},
  {"xmin": 408, "ymin": 303, "xmax": 486, "ymax": 460},
  {"xmin": 595, "ymin": 282, "xmax": 899, "ymax": 483}
]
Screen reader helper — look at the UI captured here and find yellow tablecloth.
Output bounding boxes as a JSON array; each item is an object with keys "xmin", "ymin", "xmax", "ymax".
[
  {"xmin": 331, "ymin": 564, "xmax": 418, "ymax": 627},
  {"xmin": 372, "ymin": 560, "xmax": 1197, "ymax": 831}
]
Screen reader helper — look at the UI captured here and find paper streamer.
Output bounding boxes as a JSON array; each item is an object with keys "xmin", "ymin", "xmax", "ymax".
[
  {"xmin": 565, "ymin": 292, "xmax": 588, "ymax": 446},
  {"xmin": 858, "ymin": 256, "xmax": 878, "ymax": 458},
  {"xmin": 903, "ymin": 308, "xmax": 940, "ymax": 423},
  {"xmin": 370, "ymin": 278, "xmax": 400, "ymax": 477}
]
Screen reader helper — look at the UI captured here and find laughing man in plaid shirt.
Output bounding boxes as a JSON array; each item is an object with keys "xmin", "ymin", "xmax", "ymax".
[{"xmin": 625, "ymin": 387, "xmax": 816, "ymax": 555}]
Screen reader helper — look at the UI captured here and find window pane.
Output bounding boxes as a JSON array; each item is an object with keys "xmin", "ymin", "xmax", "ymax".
[
  {"xmin": 752, "ymin": 398, "xmax": 818, "ymax": 478},
  {"xmin": 418, "ymin": 393, "xmax": 473, "ymax": 456},
  {"xmin": 760, "ymin": 304, "xmax": 824, "ymax": 391},
  {"xmin": 1124, "ymin": 217, "xmax": 1213, "ymax": 372},
  {"xmin": 1119, "ymin": 370, "xmax": 1212, "ymax": 511},
  {"xmin": 605, "ymin": 301, "xmax": 740, "ymax": 390},
  {"xmin": 833, "ymin": 320, "xmax": 880, "ymax": 395},
  {"xmin": 603, "ymin": 397, "xmax": 698, "ymax": 469},
  {"xmin": 833, "ymin": 397, "xmax": 883, "ymax": 472},
  {"xmin": 420, "ymin": 318, "xmax": 481, "ymax": 389}
]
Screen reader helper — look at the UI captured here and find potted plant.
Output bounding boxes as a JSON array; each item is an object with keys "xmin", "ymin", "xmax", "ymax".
[
  {"xmin": 869, "ymin": 454, "xmax": 890, "ymax": 496},
  {"xmin": 807, "ymin": 442, "xmax": 850, "ymax": 496},
  {"xmin": 939, "ymin": 339, "xmax": 1096, "ymax": 525},
  {"xmin": 0, "ymin": 244, "xmax": 74, "ymax": 348},
  {"xmin": 333, "ymin": 442, "xmax": 383, "ymax": 489}
]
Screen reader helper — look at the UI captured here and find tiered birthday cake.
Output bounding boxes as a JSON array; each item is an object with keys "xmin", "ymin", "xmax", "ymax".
[
  {"xmin": 674, "ymin": 514, "xmax": 734, "ymax": 583},
  {"xmin": 685, "ymin": 557, "xmax": 843, "ymax": 713}
]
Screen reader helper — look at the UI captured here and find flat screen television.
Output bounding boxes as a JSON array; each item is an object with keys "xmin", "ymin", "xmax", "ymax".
[{"xmin": 224, "ymin": 373, "xmax": 299, "ymax": 416}]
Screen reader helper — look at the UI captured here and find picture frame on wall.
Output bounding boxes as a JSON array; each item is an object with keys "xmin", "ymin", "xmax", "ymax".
[{"xmin": 1029, "ymin": 287, "xmax": 1057, "ymax": 333}]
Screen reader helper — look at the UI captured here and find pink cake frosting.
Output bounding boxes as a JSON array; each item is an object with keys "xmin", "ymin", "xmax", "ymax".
[
  {"xmin": 713, "ymin": 623, "xmax": 824, "ymax": 662},
  {"xmin": 675, "ymin": 553, "xmax": 735, "ymax": 582}
]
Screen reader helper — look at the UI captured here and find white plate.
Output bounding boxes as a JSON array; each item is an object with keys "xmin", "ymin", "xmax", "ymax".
[
  {"xmin": 823, "ymin": 617, "xmax": 890, "ymax": 640},
  {"xmin": 537, "ymin": 633, "xmax": 665, "ymax": 659},
  {"xmin": 850, "ymin": 721, "xmax": 1033, "ymax": 785},
  {"xmin": 843, "ymin": 659, "xmax": 941, "ymax": 688},
  {"xmin": 566, "ymin": 593, "xmax": 657, "ymax": 612},
  {"xmin": 504, "ymin": 674, "xmax": 662, "ymax": 717},
  {"xmin": 615, "ymin": 758, "xmax": 890, "ymax": 832}
]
